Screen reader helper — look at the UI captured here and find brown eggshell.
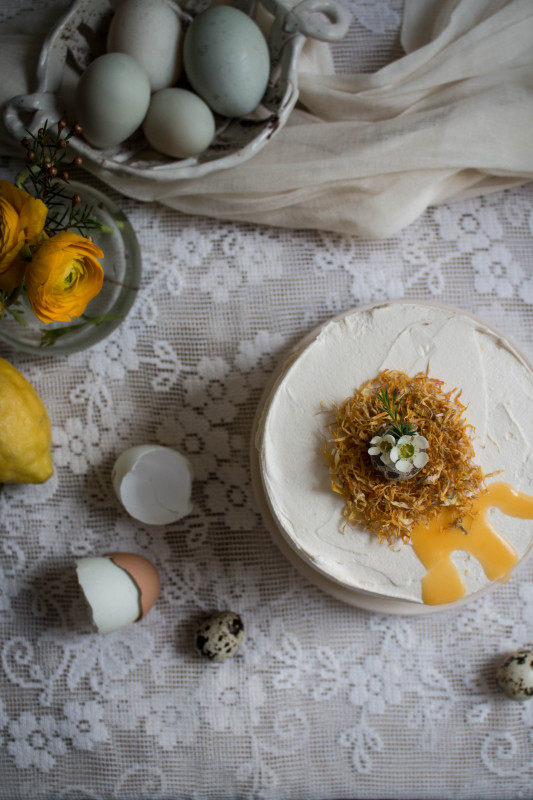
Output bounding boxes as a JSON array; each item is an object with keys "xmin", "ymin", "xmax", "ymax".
[{"xmin": 106, "ymin": 552, "xmax": 160, "ymax": 621}]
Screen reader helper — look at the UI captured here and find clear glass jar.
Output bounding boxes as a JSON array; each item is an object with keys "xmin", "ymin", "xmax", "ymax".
[{"xmin": 0, "ymin": 182, "xmax": 141, "ymax": 355}]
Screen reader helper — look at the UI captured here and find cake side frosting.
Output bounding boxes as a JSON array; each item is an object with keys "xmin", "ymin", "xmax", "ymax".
[{"xmin": 257, "ymin": 303, "xmax": 533, "ymax": 604}]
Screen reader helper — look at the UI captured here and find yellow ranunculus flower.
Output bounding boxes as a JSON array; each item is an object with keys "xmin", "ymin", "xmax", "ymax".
[
  {"xmin": 0, "ymin": 180, "xmax": 48, "ymax": 292},
  {"xmin": 25, "ymin": 232, "xmax": 104, "ymax": 324}
]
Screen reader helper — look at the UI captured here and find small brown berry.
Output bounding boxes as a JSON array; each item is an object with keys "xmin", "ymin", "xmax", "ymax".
[
  {"xmin": 38, "ymin": 127, "xmax": 44, "ymax": 136},
  {"xmin": 58, "ymin": 119, "xmax": 67, "ymax": 131},
  {"xmin": 48, "ymin": 166, "xmax": 58, "ymax": 177},
  {"xmin": 27, "ymin": 151, "xmax": 35, "ymax": 161},
  {"xmin": 60, "ymin": 171, "xmax": 69, "ymax": 181},
  {"xmin": 72, "ymin": 194, "xmax": 81, "ymax": 205},
  {"xmin": 44, "ymin": 161, "xmax": 53, "ymax": 170},
  {"xmin": 21, "ymin": 137, "xmax": 31, "ymax": 149},
  {"xmin": 72, "ymin": 156, "xmax": 83, "ymax": 167},
  {"xmin": 73, "ymin": 123, "xmax": 82, "ymax": 136},
  {"xmin": 58, "ymin": 139, "xmax": 67, "ymax": 149}
]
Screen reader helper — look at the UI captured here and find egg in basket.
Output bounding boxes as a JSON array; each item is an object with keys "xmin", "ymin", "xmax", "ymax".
[{"xmin": 3, "ymin": 0, "xmax": 350, "ymax": 181}]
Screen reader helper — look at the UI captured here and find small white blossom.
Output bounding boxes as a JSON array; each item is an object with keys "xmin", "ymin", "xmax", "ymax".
[
  {"xmin": 368, "ymin": 433, "xmax": 396, "ymax": 465},
  {"xmin": 389, "ymin": 434, "xmax": 429, "ymax": 473}
]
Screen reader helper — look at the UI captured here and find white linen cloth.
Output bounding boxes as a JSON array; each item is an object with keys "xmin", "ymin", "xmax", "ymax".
[
  {"xmin": 1, "ymin": 0, "xmax": 533, "ymax": 236},
  {"xmin": 1, "ymin": 2, "xmax": 533, "ymax": 800}
]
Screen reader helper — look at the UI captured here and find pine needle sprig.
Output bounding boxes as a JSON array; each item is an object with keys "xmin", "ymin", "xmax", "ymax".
[{"xmin": 376, "ymin": 387, "xmax": 415, "ymax": 439}]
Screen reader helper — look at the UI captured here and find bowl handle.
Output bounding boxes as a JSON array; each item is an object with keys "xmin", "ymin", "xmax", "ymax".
[
  {"xmin": 3, "ymin": 91, "xmax": 61, "ymax": 142},
  {"xmin": 285, "ymin": 0, "xmax": 350, "ymax": 41},
  {"xmin": 263, "ymin": 0, "xmax": 350, "ymax": 68},
  {"xmin": 262, "ymin": 0, "xmax": 350, "ymax": 42}
]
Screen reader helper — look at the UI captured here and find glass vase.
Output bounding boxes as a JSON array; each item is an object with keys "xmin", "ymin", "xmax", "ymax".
[{"xmin": 0, "ymin": 181, "xmax": 141, "ymax": 355}]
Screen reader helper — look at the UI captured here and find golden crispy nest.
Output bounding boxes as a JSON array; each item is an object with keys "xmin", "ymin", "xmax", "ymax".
[{"xmin": 326, "ymin": 370, "xmax": 486, "ymax": 543}]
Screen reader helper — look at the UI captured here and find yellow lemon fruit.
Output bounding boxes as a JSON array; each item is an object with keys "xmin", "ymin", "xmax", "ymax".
[{"xmin": 0, "ymin": 357, "xmax": 53, "ymax": 483}]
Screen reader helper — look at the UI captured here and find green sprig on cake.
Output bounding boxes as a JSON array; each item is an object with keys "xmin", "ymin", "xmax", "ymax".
[{"xmin": 368, "ymin": 388, "xmax": 429, "ymax": 480}]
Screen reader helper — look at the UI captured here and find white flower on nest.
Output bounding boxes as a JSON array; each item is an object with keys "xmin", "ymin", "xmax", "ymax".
[
  {"xmin": 368, "ymin": 433, "xmax": 396, "ymax": 465},
  {"xmin": 389, "ymin": 434, "xmax": 429, "ymax": 474}
]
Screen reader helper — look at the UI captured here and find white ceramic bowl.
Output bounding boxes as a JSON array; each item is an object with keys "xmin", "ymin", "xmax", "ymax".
[{"xmin": 3, "ymin": 0, "xmax": 350, "ymax": 181}]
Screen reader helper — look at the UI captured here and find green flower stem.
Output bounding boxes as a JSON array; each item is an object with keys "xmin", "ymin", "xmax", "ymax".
[
  {"xmin": 19, "ymin": 244, "xmax": 33, "ymax": 261},
  {"xmin": 39, "ymin": 314, "xmax": 122, "ymax": 347},
  {"xmin": 6, "ymin": 306, "xmax": 29, "ymax": 326},
  {"xmin": 14, "ymin": 169, "xmax": 31, "ymax": 189}
]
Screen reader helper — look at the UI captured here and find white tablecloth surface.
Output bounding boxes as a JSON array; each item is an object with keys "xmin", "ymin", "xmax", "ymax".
[{"xmin": 1, "ymin": 1, "xmax": 532, "ymax": 798}]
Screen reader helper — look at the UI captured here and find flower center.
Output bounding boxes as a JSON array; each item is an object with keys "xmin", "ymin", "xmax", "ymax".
[
  {"xmin": 399, "ymin": 441, "xmax": 415, "ymax": 459},
  {"xmin": 62, "ymin": 258, "xmax": 83, "ymax": 288}
]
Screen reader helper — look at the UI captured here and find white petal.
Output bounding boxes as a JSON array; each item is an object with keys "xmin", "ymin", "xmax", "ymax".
[
  {"xmin": 383, "ymin": 434, "xmax": 396, "ymax": 445},
  {"xmin": 368, "ymin": 447, "xmax": 381, "ymax": 455},
  {"xmin": 396, "ymin": 459, "xmax": 412, "ymax": 473},
  {"xmin": 413, "ymin": 451, "xmax": 429, "ymax": 468},
  {"xmin": 389, "ymin": 446, "xmax": 399, "ymax": 463},
  {"xmin": 413, "ymin": 435, "xmax": 428, "ymax": 449},
  {"xmin": 370, "ymin": 436, "xmax": 382, "ymax": 445},
  {"xmin": 380, "ymin": 453, "xmax": 392, "ymax": 465},
  {"xmin": 397, "ymin": 435, "xmax": 413, "ymax": 446}
]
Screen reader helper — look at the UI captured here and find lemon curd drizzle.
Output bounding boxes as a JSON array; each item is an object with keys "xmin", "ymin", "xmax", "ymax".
[{"xmin": 410, "ymin": 482, "xmax": 533, "ymax": 605}]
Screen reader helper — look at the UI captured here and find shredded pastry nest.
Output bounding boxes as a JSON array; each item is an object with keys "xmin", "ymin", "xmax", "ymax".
[{"xmin": 326, "ymin": 370, "xmax": 486, "ymax": 543}]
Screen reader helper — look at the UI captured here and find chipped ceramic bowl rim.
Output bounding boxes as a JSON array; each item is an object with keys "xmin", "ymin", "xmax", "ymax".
[{"xmin": 3, "ymin": 0, "xmax": 350, "ymax": 182}]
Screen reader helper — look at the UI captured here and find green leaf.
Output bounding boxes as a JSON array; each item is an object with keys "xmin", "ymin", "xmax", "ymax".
[{"xmin": 39, "ymin": 314, "xmax": 122, "ymax": 347}]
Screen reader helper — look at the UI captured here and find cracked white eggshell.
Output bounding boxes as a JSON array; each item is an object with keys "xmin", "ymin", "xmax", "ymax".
[
  {"xmin": 112, "ymin": 444, "xmax": 193, "ymax": 525},
  {"xmin": 76, "ymin": 556, "xmax": 141, "ymax": 635}
]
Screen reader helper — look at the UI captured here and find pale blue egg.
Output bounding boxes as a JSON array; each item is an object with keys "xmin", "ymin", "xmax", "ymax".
[
  {"xmin": 183, "ymin": 5, "xmax": 270, "ymax": 118},
  {"xmin": 76, "ymin": 53, "xmax": 151, "ymax": 149}
]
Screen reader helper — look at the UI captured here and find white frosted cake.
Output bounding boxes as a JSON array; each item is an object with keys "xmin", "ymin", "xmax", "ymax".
[{"xmin": 254, "ymin": 303, "xmax": 533, "ymax": 612}]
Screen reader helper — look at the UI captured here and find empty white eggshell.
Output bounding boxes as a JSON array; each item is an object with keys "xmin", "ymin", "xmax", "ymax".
[
  {"xmin": 112, "ymin": 444, "xmax": 193, "ymax": 525},
  {"xmin": 107, "ymin": 0, "xmax": 183, "ymax": 91},
  {"xmin": 76, "ymin": 52, "xmax": 151, "ymax": 148},
  {"xmin": 143, "ymin": 88, "xmax": 216, "ymax": 158}
]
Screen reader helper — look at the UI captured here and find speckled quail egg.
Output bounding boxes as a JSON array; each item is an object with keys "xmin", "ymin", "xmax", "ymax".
[
  {"xmin": 195, "ymin": 611, "xmax": 244, "ymax": 663},
  {"xmin": 496, "ymin": 648, "xmax": 533, "ymax": 700}
]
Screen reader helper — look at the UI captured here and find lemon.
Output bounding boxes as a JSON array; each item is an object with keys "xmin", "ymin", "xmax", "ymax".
[{"xmin": 0, "ymin": 357, "xmax": 53, "ymax": 483}]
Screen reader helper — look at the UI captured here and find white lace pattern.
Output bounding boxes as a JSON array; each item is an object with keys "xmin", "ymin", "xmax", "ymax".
[{"xmin": 1, "ymin": 1, "xmax": 533, "ymax": 798}]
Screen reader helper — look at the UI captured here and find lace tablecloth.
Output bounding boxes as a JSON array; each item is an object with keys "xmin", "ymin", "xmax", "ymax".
[{"xmin": 1, "ymin": 1, "xmax": 533, "ymax": 798}]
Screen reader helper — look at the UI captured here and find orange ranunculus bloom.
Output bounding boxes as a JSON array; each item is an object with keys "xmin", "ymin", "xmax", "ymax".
[
  {"xmin": 24, "ymin": 232, "xmax": 104, "ymax": 324},
  {"xmin": 0, "ymin": 180, "xmax": 48, "ymax": 292}
]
